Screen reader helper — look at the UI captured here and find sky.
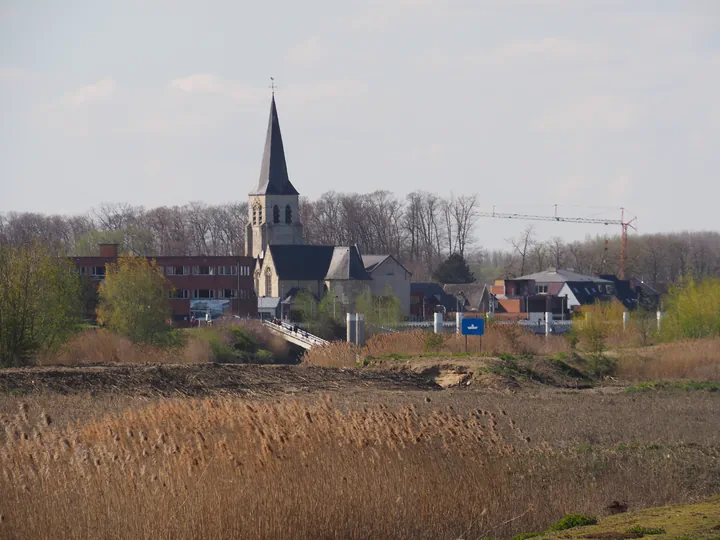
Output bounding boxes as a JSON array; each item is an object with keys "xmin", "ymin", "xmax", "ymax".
[{"xmin": 1, "ymin": 0, "xmax": 719, "ymax": 250}]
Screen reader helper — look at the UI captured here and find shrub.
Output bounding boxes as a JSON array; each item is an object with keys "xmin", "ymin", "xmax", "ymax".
[
  {"xmin": 0, "ymin": 242, "xmax": 83, "ymax": 366},
  {"xmin": 573, "ymin": 302, "xmax": 625, "ymax": 355},
  {"xmin": 585, "ymin": 354, "xmax": 618, "ymax": 378},
  {"xmin": 662, "ymin": 276, "xmax": 720, "ymax": 340},
  {"xmin": 424, "ymin": 332, "xmax": 446, "ymax": 353},
  {"xmin": 96, "ymin": 256, "xmax": 173, "ymax": 345},
  {"xmin": 547, "ymin": 514, "xmax": 597, "ymax": 531}
]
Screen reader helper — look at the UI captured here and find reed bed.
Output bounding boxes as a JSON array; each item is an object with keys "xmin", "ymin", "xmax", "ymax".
[
  {"xmin": 304, "ymin": 327, "xmax": 571, "ymax": 367},
  {"xmin": 617, "ymin": 338, "xmax": 720, "ymax": 381},
  {"xmin": 1, "ymin": 396, "xmax": 718, "ymax": 539}
]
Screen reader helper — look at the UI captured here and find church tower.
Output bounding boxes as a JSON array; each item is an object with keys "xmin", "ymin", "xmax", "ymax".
[{"xmin": 245, "ymin": 95, "xmax": 304, "ymax": 259}]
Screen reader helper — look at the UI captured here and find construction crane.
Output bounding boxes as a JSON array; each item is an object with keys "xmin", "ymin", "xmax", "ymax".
[{"xmin": 478, "ymin": 206, "xmax": 637, "ymax": 279}]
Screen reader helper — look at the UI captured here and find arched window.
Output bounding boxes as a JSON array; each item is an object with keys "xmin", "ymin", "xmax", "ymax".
[
  {"xmin": 252, "ymin": 208, "xmax": 257, "ymax": 225},
  {"xmin": 285, "ymin": 205, "xmax": 292, "ymax": 224},
  {"xmin": 273, "ymin": 205, "xmax": 280, "ymax": 224},
  {"xmin": 265, "ymin": 268, "xmax": 272, "ymax": 297},
  {"xmin": 258, "ymin": 206, "xmax": 263, "ymax": 223}
]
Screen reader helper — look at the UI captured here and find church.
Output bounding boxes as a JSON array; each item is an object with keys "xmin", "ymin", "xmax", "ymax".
[{"xmin": 246, "ymin": 95, "xmax": 411, "ymax": 316}]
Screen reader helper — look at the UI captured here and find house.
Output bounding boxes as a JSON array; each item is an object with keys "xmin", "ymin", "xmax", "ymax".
[
  {"xmin": 72, "ymin": 242, "xmax": 257, "ymax": 324},
  {"xmin": 362, "ymin": 255, "xmax": 412, "ymax": 315},
  {"xmin": 487, "ymin": 268, "xmax": 616, "ymax": 317},
  {"xmin": 410, "ymin": 283, "xmax": 464, "ymax": 319},
  {"xmin": 442, "ymin": 283, "xmax": 496, "ymax": 313}
]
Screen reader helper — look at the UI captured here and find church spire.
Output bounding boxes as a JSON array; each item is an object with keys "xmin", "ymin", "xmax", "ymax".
[{"xmin": 250, "ymin": 94, "xmax": 299, "ymax": 196}]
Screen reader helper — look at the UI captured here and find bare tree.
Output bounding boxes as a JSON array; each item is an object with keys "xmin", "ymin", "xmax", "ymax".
[{"xmin": 506, "ymin": 225, "xmax": 536, "ymax": 277}]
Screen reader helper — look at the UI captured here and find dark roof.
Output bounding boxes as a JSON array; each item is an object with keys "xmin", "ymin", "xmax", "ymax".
[
  {"xmin": 268, "ymin": 245, "xmax": 335, "ymax": 280},
  {"xmin": 411, "ymin": 282, "xmax": 463, "ymax": 311},
  {"xmin": 268, "ymin": 245, "xmax": 371, "ymax": 281},
  {"xmin": 443, "ymin": 283, "xmax": 490, "ymax": 308},
  {"xmin": 565, "ymin": 281, "xmax": 614, "ymax": 305},
  {"xmin": 282, "ymin": 287, "xmax": 320, "ymax": 304},
  {"xmin": 250, "ymin": 96, "xmax": 299, "ymax": 196},
  {"xmin": 599, "ymin": 274, "xmax": 638, "ymax": 310}
]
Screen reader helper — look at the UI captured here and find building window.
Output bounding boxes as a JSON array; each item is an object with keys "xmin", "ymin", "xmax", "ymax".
[
  {"xmin": 91, "ymin": 266, "xmax": 106, "ymax": 278},
  {"xmin": 170, "ymin": 289, "xmax": 189, "ymax": 299},
  {"xmin": 193, "ymin": 289, "xmax": 214, "ymax": 299},
  {"xmin": 265, "ymin": 268, "xmax": 272, "ymax": 297},
  {"xmin": 285, "ymin": 205, "xmax": 292, "ymax": 224},
  {"xmin": 218, "ymin": 289, "xmax": 237, "ymax": 299},
  {"xmin": 252, "ymin": 208, "xmax": 257, "ymax": 225},
  {"xmin": 79, "ymin": 266, "xmax": 87, "ymax": 275},
  {"xmin": 273, "ymin": 205, "xmax": 280, "ymax": 223},
  {"xmin": 258, "ymin": 206, "xmax": 263, "ymax": 223},
  {"xmin": 165, "ymin": 266, "xmax": 189, "ymax": 276},
  {"xmin": 218, "ymin": 265, "xmax": 238, "ymax": 276},
  {"xmin": 192, "ymin": 265, "xmax": 215, "ymax": 276},
  {"xmin": 536, "ymin": 285, "xmax": 548, "ymax": 294}
]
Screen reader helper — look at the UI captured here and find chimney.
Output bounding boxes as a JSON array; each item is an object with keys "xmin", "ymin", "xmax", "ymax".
[{"xmin": 98, "ymin": 242, "xmax": 119, "ymax": 258}]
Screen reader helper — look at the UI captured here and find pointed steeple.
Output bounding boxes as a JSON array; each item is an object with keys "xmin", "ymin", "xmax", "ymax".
[{"xmin": 250, "ymin": 96, "xmax": 299, "ymax": 196}]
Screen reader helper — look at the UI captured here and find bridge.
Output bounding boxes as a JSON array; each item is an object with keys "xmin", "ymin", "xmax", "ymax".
[{"xmin": 263, "ymin": 320, "xmax": 329, "ymax": 350}]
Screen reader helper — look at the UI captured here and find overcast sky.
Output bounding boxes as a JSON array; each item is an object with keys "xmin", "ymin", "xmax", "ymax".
[{"xmin": 1, "ymin": 0, "xmax": 719, "ymax": 250}]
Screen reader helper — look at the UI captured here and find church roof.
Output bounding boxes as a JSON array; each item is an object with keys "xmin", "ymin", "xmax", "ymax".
[
  {"xmin": 326, "ymin": 247, "xmax": 372, "ymax": 280},
  {"xmin": 250, "ymin": 96, "xmax": 299, "ymax": 196},
  {"xmin": 268, "ymin": 245, "xmax": 371, "ymax": 281},
  {"xmin": 269, "ymin": 245, "xmax": 335, "ymax": 280}
]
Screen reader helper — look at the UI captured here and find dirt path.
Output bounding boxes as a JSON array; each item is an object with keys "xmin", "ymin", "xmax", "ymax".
[{"xmin": 0, "ymin": 363, "xmax": 439, "ymax": 398}]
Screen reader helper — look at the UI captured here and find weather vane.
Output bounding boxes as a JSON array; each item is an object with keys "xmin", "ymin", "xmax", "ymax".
[{"xmin": 270, "ymin": 77, "xmax": 276, "ymax": 95}]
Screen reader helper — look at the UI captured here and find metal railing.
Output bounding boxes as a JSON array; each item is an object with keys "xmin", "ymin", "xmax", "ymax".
[{"xmin": 263, "ymin": 320, "xmax": 329, "ymax": 348}]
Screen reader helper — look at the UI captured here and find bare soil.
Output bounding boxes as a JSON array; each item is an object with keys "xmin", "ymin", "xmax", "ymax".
[{"xmin": 0, "ymin": 363, "xmax": 439, "ymax": 398}]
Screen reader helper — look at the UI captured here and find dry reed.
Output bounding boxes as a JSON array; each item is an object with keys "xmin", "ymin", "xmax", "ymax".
[
  {"xmin": 616, "ymin": 338, "xmax": 720, "ymax": 381},
  {"xmin": 304, "ymin": 327, "xmax": 570, "ymax": 367},
  {"xmin": 36, "ymin": 329, "xmax": 198, "ymax": 366},
  {"xmin": 1, "ymin": 395, "xmax": 718, "ymax": 539}
]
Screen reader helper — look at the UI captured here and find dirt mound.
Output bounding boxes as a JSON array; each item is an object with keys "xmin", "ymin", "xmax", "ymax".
[{"xmin": 0, "ymin": 364, "xmax": 439, "ymax": 397}]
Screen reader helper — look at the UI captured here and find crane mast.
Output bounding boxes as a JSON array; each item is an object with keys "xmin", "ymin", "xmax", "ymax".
[{"xmin": 479, "ymin": 207, "xmax": 637, "ymax": 279}]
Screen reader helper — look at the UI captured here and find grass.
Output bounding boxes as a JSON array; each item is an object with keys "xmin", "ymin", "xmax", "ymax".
[
  {"xmin": 1, "ymin": 394, "xmax": 719, "ymax": 539},
  {"xmin": 626, "ymin": 380, "xmax": 720, "ymax": 393},
  {"xmin": 538, "ymin": 496, "xmax": 720, "ymax": 539}
]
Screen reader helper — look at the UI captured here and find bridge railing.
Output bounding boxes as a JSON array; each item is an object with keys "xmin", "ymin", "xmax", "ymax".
[{"xmin": 263, "ymin": 320, "xmax": 329, "ymax": 348}]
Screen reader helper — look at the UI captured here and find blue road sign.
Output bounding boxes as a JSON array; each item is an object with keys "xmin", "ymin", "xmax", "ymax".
[{"xmin": 461, "ymin": 318, "xmax": 485, "ymax": 336}]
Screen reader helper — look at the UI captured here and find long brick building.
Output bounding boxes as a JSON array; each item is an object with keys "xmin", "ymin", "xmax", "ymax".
[{"xmin": 74, "ymin": 242, "xmax": 257, "ymax": 324}]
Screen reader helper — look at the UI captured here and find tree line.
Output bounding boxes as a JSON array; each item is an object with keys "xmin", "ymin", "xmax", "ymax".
[{"xmin": 2, "ymin": 192, "xmax": 719, "ymax": 284}]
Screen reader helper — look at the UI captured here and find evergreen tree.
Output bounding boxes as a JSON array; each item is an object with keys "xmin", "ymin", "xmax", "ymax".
[{"xmin": 432, "ymin": 253, "xmax": 475, "ymax": 284}]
